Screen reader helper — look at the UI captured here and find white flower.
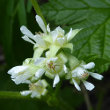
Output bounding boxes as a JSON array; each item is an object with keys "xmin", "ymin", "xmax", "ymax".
[
  {"xmin": 53, "ymin": 74, "xmax": 60, "ymax": 87},
  {"xmin": 22, "ymin": 27, "xmax": 48, "ymax": 46},
  {"xmin": 21, "ymin": 80, "xmax": 48, "ymax": 98},
  {"xmin": 8, "ymin": 65, "xmax": 31, "ymax": 84},
  {"xmin": 35, "ymin": 15, "xmax": 48, "ymax": 33},
  {"xmin": 70, "ymin": 62, "xmax": 103, "ymax": 91},
  {"xmin": 50, "ymin": 27, "xmax": 80, "ymax": 45},
  {"xmin": 34, "ymin": 53, "xmax": 68, "ymax": 87},
  {"xmin": 20, "ymin": 15, "xmax": 50, "ymax": 59},
  {"xmin": 20, "ymin": 15, "xmax": 49, "ymax": 47},
  {"xmin": 35, "ymin": 15, "xmax": 80, "ymax": 57},
  {"xmin": 45, "ymin": 56, "xmax": 67, "ymax": 87},
  {"xmin": 45, "ymin": 27, "xmax": 81, "ymax": 57},
  {"xmin": 7, "ymin": 58, "xmax": 42, "ymax": 84}
]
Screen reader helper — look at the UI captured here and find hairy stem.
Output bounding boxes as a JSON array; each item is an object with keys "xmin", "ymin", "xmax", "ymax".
[
  {"xmin": 81, "ymin": 84, "xmax": 93, "ymax": 110},
  {"xmin": 30, "ymin": 0, "xmax": 47, "ymax": 26}
]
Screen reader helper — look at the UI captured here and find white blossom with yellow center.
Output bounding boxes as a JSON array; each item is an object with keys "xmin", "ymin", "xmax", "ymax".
[
  {"xmin": 34, "ymin": 53, "xmax": 68, "ymax": 87},
  {"xmin": 69, "ymin": 62, "xmax": 103, "ymax": 91},
  {"xmin": 21, "ymin": 79, "xmax": 48, "ymax": 98},
  {"xmin": 7, "ymin": 58, "xmax": 43, "ymax": 84}
]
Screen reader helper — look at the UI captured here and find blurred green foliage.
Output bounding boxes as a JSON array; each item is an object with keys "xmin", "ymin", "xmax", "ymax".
[{"xmin": 0, "ymin": 0, "xmax": 110, "ymax": 110}]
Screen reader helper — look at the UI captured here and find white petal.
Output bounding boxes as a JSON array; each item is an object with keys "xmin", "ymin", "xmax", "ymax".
[
  {"xmin": 72, "ymin": 79, "xmax": 81, "ymax": 91},
  {"xmin": 46, "ymin": 45, "xmax": 60, "ymax": 57},
  {"xmin": 48, "ymin": 57, "xmax": 58, "ymax": 62},
  {"xmin": 53, "ymin": 74, "xmax": 60, "ymax": 87},
  {"xmin": 67, "ymin": 28, "xmax": 72, "ymax": 41},
  {"xmin": 47, "ymin": 24, "xmax": 50, "ymax": 32},
  {"xmin": 51, "ymin": 31, "xmax": 58, "ymax": 42},
  {"xmin": 34, "ymin": 57, "xmax": 45, "ymax": 65},
  {"xmin": 55, "ymin": 26, "xmax": 65, "ymax": 35},
  {"xmin": 82, "ymin": 62, "xmax": 95, "ymax": 69},
  {"xmin": 31, "ymin": 91, "xmax": 38, "ymax": 98},
  {"xmin": 82, "ymin": 80, "xmax": 95, "ymax": 91},
  {"xmin": 35, "ymin": 69, "xmax": 45, "ymax": 79},
  {"xmin": 33, "ymin": 35, "xmax": 46, "ymax": 47},
  {"xmin": 72, "ymin": 67, "xmax": 85, "ymax": 77},
  {"xmin": 23, "ymin": 80, "xmax": 31, "ymax": 84},
  {"xmin": 51, "ymin": 26, "xmax": 65, "ymax": 42},
  {"xmin": 20, "ymin": 90, "xmax": 31, "ymax": 96},
  {"xmin": 12, "ymin": 73, "xmax": 32, "ymax": 85},
  {"xmin": 63, "ymin": 65, "xmax": 68, "ymax": 73},
  {"xmin": 42, "ymin": 89, "xmax": 47, "ymax": 95},
  {"xmin": 67, "ymin": 29, "xmax": 81, "ymax": 41},
  {"xmin": 8, "ymin": 66, "xmax": 28, "ymax": 75},
  {"xmin": 20, "ymin": 26, "xmax": 34, "ymax": 38},
  {"xmin": 41, "ymin": 80, "xmax": 48, "ymax": 87},
  {"xmin": 57, "ymin": 37, "xmax": 65, "ymax": 45},
  {"xmin": 35, "ymin": 15, "xmax": 47, "ymax": 33},
  {"xmin": 22, "ymin": 36, "xmax": 35, "ymax": 44},
  {"xmin": 89, "ymin": 72, "xmax": 103, "ymax": 80}
]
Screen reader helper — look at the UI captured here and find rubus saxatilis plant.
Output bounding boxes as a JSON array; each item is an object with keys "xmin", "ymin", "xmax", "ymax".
[{"xmin": 8, "ymin": 15, "xmax": 103, "ymax": 98}]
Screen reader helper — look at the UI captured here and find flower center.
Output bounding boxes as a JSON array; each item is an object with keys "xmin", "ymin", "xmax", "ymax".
[
  {"xmin": 29, "ymin": 83, "xmax": 44, "ymax": 93},
  {"xmin": 57, "ymin": 34, "xmax": 63, "ymax": 38},
  {"xmin": 46, "ymin": 60, "xmax": 62, "ymax": 73},
  {"xmin": 47, "ymin": 61, "xmax": 56, "ymax": 71},
  {"xmin": 78, "ymin": 72, "xmax": 89, "ymax": 79}
]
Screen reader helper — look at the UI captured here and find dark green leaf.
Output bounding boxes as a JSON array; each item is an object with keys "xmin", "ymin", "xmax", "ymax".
[
  {"xmin": 17, "ymin": 0, "xmax": 27, "ymax": 25},
  {"xmin": 27, "ymin": 0, "xmax": 32, "ymax": 13},
  {"xmin": 0, "ymin": 0, "xmax": 15, "ymax": 65}
]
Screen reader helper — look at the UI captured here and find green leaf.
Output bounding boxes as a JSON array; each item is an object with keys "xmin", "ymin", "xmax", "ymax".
[
  {"xmin": 27, "ymin": 0, "xmax": 32, "ymax": 13},
  {"xmin": 42, "ymin": 0, "xmax": 110, "ymax": 73},
  {"xmin": 17, "ymin": 0, "xmax": 27, "ymax": 25},
  {"xmin": 79, "ymin": 54, "xmax": 99, "ymax": 63},
  {"xmin": 0, "ymin": 0, "xmax": 15, "ymax": 65},
  {"xmin": 0, "ymin": 92, "xmax": 57, "ymax": 110},
  {"xmin": 0, "ymin": 91, "xmax": 30, "ymax": 99}
]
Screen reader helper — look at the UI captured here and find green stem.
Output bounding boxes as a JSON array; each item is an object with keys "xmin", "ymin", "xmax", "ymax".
[
  {"xmin": 0, "ymin": 91, "xmax": 36, "ymax": 100},
  {"xmin": 30, "ymin": 0, "xmax": 47, "ymax": 26},
  {"xmin": 54, "ymin": 80, "xmax": 62, "ymax": 96},
  {"xmin": 81, "ymin": 84, "xmax": 93, "ymax": 110},
  {"xmin": 0, "ymin": 91, "xmax": 74, "ymax": 110},
  {"xmin": 96, "ymin": 90, "xmax": 105, "ymax": 110}
]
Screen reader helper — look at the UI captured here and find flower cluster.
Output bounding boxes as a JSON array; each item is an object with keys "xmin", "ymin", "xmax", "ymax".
[{"xmin": 8, "ymin": 15, "xmax": 103, "ymax": 98}]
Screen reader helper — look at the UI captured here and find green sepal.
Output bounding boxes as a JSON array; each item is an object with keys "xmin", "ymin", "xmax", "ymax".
[
  {"xmin": 68, "ymin": 55, "xmax": 80, "ymax": 69},
  {"xmin": 46, "ymin": 45, "xmax": 60, "ymax": 57},
  {"xmin": 63, "ymin": 43, "xmax": 73, "ymax": 53},
  {"xmin": 33, "ymin": 47, "xmax": 44, "ymax": 60}
]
